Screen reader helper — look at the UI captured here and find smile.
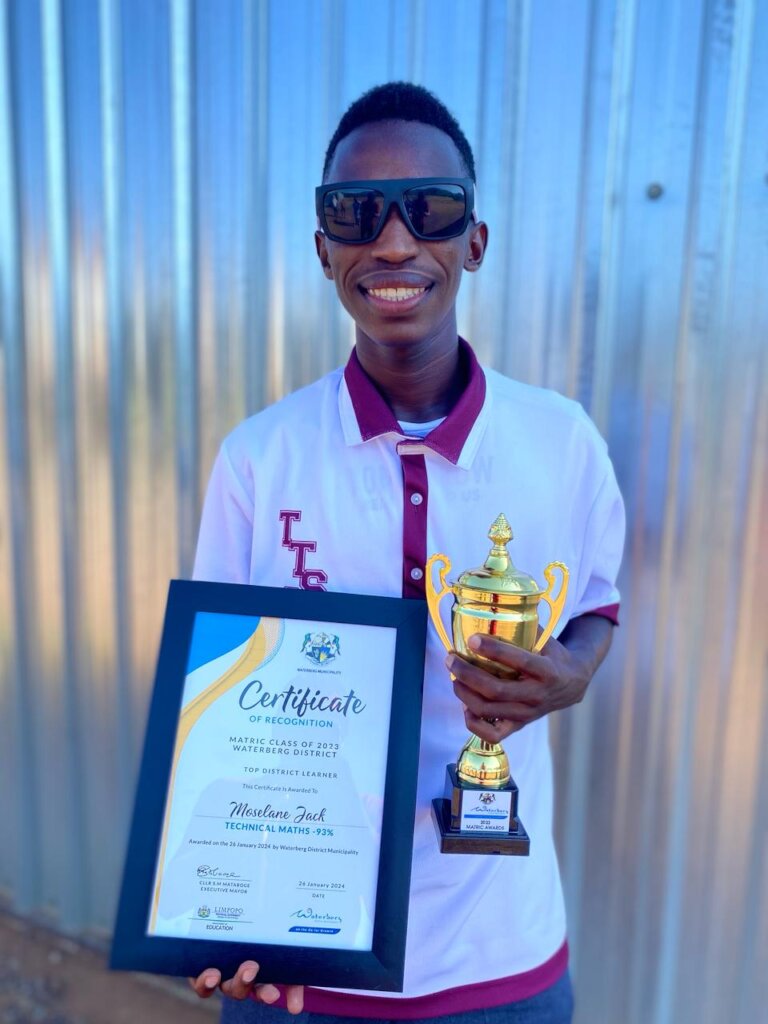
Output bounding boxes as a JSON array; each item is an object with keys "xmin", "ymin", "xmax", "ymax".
[{"xmin": 363, "ymin": 286, "xmax": 429, "ymax": 303}]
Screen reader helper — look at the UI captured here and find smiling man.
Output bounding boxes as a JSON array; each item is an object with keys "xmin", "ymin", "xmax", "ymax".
[{"xmin": 192, "ymin": 83, "xmax": 624, "ymax": 1024}]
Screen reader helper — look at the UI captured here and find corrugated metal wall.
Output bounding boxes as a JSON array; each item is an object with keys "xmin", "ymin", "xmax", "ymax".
[{"xmin": 0, "ymin": 0, "xmax": 766, "ymax": 1021}]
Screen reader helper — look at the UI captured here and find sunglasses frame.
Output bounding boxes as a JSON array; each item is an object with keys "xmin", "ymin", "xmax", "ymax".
[{"xmin": 315, "ymin": 177, "xmax": 475, "ymax": 244}]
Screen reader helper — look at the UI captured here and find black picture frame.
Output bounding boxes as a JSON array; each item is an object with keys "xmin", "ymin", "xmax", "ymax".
[{"xmin": 110, "ymin": 579, "xmax": 427, "ymax": 992}]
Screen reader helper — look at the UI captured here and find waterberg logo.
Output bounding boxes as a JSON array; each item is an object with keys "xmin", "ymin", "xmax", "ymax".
[
  {"xmin": 290, "ymin": 907, "xmax": 342, "ymax": 923},
  {"xmin": 197, "ymin": 906, "xmax": 211, "ymax": 918},
  {"xmin": 301, "ymin": 631, "xmax": 341, "ymax": 666},
  {"xmin": 288, "ymin": 907, "xmax": 342, "ymax": 934}
]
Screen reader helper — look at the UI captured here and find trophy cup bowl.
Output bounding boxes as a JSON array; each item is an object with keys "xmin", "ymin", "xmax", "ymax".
[{"xmin": 426, "ymin": 513, "xmax": 569, "ymax": 855}]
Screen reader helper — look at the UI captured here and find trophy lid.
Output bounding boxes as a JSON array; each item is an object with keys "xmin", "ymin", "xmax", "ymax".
[{"xmin": 456, "ymin": 514, "xmax": 542, "ymax": 596}]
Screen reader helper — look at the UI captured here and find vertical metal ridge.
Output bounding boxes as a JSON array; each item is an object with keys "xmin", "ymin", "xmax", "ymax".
[
  {"xmin": 693, "ymin": 5, "xmax": 762, "ymax": 1012},
  {"xmin": 625, "ymin": 0, "xmax": 695, "ymax": 1010},
  {"xmin": 645, "ymin": 1, "xmax": 723, "ymax": 1018},
  {"xmin": 467, "ymin": 0, "xmax": 492, "ymax": 340},
  {"xmin": 40, "ymin": 0, "xmax": 89, "ymax": 928},
  {"xmin": 99, "ymin": 0, "xmax": 134, "ymax": 817},
  {"xmin": 565, "ymin": 0, "xmax": 600, "ymax": 401},
  {"xmin": 243, "ymin": 0, "xmax": 269, "ymax": 415},
  {"xmin": 495, "ymin": 0, "xmax": 525, "ymax": 366},
  {"xmin": 590, "ymin": 0, "xmax": 639, "ymax": 434},
  {"xmin": 267, "ymin": 235, "xmax": 285, "ymax": 404},
  {"xmin": 555, "ymin": 0, "xmax": 604, "ymax": 975},
  {"xmin": 731, "ymin": 364, "xmax": 768, "ymax": 1019},
  {"xmin": 0, "ymin": 0, "xmax": 42, "ymax": 912},
  {"xmin": 702, "ymin": 343, "xmax": 768, "ymax": 1019},
  {"xmin": 407, "ymin": 0, "xmax": 425, "ymax": 84},
  {"xmin": 170, "ymin": 0, "xmax": 198, "ymax": 575},
  {"xmin": 499, "ymin": 0, "xmax": 530, "ymax": 379}
]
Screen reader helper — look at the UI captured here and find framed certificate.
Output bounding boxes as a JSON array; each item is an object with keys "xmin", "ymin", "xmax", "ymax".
[{"xmin": 110, "ymin": 580, "xmax": 426, "ymax": 991}]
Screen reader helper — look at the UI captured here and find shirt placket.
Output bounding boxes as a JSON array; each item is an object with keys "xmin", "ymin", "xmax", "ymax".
[{"xmin": 398, "ymin": 443, "xmax": 428, "ymax": 599}]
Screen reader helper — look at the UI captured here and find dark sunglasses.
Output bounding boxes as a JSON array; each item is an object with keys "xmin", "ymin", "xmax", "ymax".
[{"xmin": 315, "ymin": 177, "xmax": 475, "ymax": 244}]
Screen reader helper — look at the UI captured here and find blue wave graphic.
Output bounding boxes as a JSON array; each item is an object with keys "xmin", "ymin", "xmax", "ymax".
[{"xmin": 185, "ymin": 611, "xmax": 261, "ymax": 674}]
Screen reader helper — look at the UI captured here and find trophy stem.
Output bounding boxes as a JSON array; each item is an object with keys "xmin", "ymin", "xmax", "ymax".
[{"xmin": 456, "ymin": 734, "xmax": 510, "ymax": 787}]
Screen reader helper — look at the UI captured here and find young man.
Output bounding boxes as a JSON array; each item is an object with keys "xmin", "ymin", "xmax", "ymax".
[{"xmin": 191, "ymin": 82, "xmax": 624, "ymax": 1024}]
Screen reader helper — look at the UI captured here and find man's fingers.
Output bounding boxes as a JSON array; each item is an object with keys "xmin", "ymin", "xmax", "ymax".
[
  {"xmin": 466, "ymin": 635, "xmax": 546, "ymax": 674},
  {"xmin": 191, "ymin": 964, "xmax": 302, "ymax": 1008},
  {"xmin": 454, "ymin": 683, "xmax": 540, "ymax": 724},
  {"xmin": 449, "ymin": 657, "xmax": 543, "ymax": 706},
  {"xmin": 254, "ymin": 983, "xmax": 281, "ymax": 1004},
  {"xmin": 220, "ymin": 960, "xmax": 260, "ymax": 1000},
  {"xmin": 464, "ymin": 708, "xmax": 527, "ymax": 741},
  {"xmin": 189, "ymin": 969, "xmax": 221, "ymax": 998},
  {"xmin": 285, "ymin": 985, "xmax": 306, "ymax": 1014}
]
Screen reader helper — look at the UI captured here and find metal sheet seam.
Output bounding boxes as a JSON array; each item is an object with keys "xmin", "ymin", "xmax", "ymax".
[
  {"xmin": 98, "ymin": 0, "xmax": 135, "ymax": 814},
  {"xmin": 649, "ymin": 0, "xmax": 725, "ymax": 1018},
  {"xmin": 0, "ymin": 0, "xmax": 42, "ymax": 912},
  {"xmin": 729, "ymin": 356, "xmax": 768, "ymax": 1023},
  {"xmin": 171, "ymin": 0, "xmax": 198, "ymax": 577},
  {"xmin": 41, "ymin": 0, "xmax": 90, "ymax": 929}
]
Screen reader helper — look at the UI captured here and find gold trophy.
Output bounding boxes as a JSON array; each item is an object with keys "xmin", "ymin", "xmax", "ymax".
[{"xmin": 426, "ymin": 514, "xmax": 569, "ymax": 855}]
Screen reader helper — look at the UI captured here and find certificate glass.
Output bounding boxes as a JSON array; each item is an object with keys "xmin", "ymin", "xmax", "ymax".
[{"xmin": 111, "ymin": 581, "xmax": 426, "ymax": 991}]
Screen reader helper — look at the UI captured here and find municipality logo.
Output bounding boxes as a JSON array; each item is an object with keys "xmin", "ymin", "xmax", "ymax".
[
  {"xmin": 288, "ymin": 907, "xmax": 342, "ymax": 934},
  {"xmin": 479, "ymin": 792, "xmax": 496, "ymax": 805},
  {"xmin": 301, "ymin": 631, "xmax": 340, "ymax": 665}
]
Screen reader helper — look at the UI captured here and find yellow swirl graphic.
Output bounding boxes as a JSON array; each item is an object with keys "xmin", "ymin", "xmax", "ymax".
[{"xmin": 149, "ymin": 617, "xmax": 283, "ymax": 931}]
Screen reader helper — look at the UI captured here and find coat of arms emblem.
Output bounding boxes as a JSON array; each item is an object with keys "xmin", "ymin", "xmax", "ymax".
[{"xmin": 301, "ymin": 631, "xmax": 341, "ymax": 665}]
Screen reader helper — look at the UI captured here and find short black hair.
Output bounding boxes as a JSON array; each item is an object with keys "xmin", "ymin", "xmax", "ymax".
[{"xmin": 323, "ymin": 81, "xmax": 476, "ymax": 182}]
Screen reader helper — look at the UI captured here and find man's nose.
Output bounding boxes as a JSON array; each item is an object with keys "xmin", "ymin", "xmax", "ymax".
[{"xmin": 370, "ymin": 204, "xmax": 418, "ymax": 260}]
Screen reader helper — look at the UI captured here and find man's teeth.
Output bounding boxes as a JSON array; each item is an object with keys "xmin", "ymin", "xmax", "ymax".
[{"xmin": 367, "ymin": 286, "xmax": 427, "ymax": 302}]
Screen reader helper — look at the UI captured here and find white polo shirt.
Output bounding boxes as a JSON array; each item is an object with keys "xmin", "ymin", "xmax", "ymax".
[{"xmin": 194, "ymin": 340, "xmax": 624, "ymax": 1016}]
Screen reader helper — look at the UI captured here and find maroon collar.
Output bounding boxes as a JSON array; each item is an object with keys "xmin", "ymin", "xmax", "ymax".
[{"xmin": 342, "ymin": 338, "xmax": 486, "ymax": 465}]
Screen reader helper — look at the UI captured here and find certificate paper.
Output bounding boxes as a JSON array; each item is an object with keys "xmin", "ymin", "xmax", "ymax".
[
  {"xmin": 149, "ymin": 613, "xmax": 395, "ymax": 950},
  {"xmin": 111, "ymin": 581, "xmax": 426, "ymax": 990}
]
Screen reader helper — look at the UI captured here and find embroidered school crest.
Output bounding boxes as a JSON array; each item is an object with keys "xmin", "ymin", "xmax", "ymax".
[{"xmin": 301, "ymin": 631, "xmax": 341, "ymax": 665}]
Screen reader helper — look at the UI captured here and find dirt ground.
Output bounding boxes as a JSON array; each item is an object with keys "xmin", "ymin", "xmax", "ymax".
[{"xmin": 0, "ymin": 910, "xmax": 219, "ymax": 1024}]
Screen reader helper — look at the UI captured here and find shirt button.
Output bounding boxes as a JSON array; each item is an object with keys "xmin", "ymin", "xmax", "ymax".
[
  {"xmin": 410, "ymin": 567, "xmax": 424, "ymax": 581},
  {"xmin": 410, "ymin": 492, "xmax": 423, "ymax": 506}
]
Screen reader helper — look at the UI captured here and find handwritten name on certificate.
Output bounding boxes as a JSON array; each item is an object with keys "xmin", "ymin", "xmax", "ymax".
[{"xmin": 147, "ymin": 612, "xmax": 397, "ymax": 951}]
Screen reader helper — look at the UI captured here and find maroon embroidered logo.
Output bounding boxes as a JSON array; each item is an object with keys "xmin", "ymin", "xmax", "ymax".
[{"xmin": 279, "ymin": 510, "xmax": 328, "ymax": 591}]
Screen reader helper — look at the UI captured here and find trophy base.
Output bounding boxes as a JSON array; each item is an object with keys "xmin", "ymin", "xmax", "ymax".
[
  {"xmin": 431, "ymin": 798, "xmax": 530, "ymax": 855},
  {"xmin": 431, "ymin": 765, "xmax": 530, "ymax": 856}
]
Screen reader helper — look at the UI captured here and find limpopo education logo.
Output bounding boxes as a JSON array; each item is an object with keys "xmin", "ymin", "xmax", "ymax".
[
  {"xmin": 301, "ymin": 631, "xmax": 341, "ymax": 666},
  {"xmin": 197, "ymin": 906, "xmax": 210, "ymax": 919}
]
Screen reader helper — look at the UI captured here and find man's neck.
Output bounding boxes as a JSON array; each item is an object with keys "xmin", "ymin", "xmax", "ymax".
[{"xmin": 354, "ymin": 325, "xmax": 466, "ymax": 423}]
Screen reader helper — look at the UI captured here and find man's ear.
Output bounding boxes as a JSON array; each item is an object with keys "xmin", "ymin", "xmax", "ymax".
[
  {"xmin": 315, "ymin": 231, "xmax": 334, "ymax": 280},
  {"xmin": 464, "ymin": 220, "xmax": 488, "ymax": 272}
]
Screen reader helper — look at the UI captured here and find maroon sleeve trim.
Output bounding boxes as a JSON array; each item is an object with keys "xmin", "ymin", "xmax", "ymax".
[{"xmin": 578, "ymin": 602, "xmax": 620, "ymax": 626}]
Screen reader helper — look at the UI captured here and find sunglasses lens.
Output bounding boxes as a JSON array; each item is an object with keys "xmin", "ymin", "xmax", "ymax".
[
  {"xmin": 404, "ymin": 184, "xmax": 468, "ymax": 238},
  {"xmin": 321, "ymin": 188, "xmax": 385, "ymax": 241}
]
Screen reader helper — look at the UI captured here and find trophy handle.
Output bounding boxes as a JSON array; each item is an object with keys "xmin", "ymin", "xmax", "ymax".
[
  {"xmin": 533, "ymin": 561, "xmax": 570, "ymax": 653},
  {"xmin": 426, "ymin": 553, "xmax": 454, "ymax": 652}
]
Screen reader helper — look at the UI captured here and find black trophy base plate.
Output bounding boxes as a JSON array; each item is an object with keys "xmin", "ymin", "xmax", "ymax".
[{"xmin": 431, "ymin": 798, "xmax": 530, "ymax": 856}]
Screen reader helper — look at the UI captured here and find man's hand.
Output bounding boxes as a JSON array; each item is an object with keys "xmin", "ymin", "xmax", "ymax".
[
  {"xmin": 189, "ymin": 961, "xmax": 305, "ymax": 1013},
  {"xmin": 446, "ymin": 614, "xmax": 614, "ymax": 743}
]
